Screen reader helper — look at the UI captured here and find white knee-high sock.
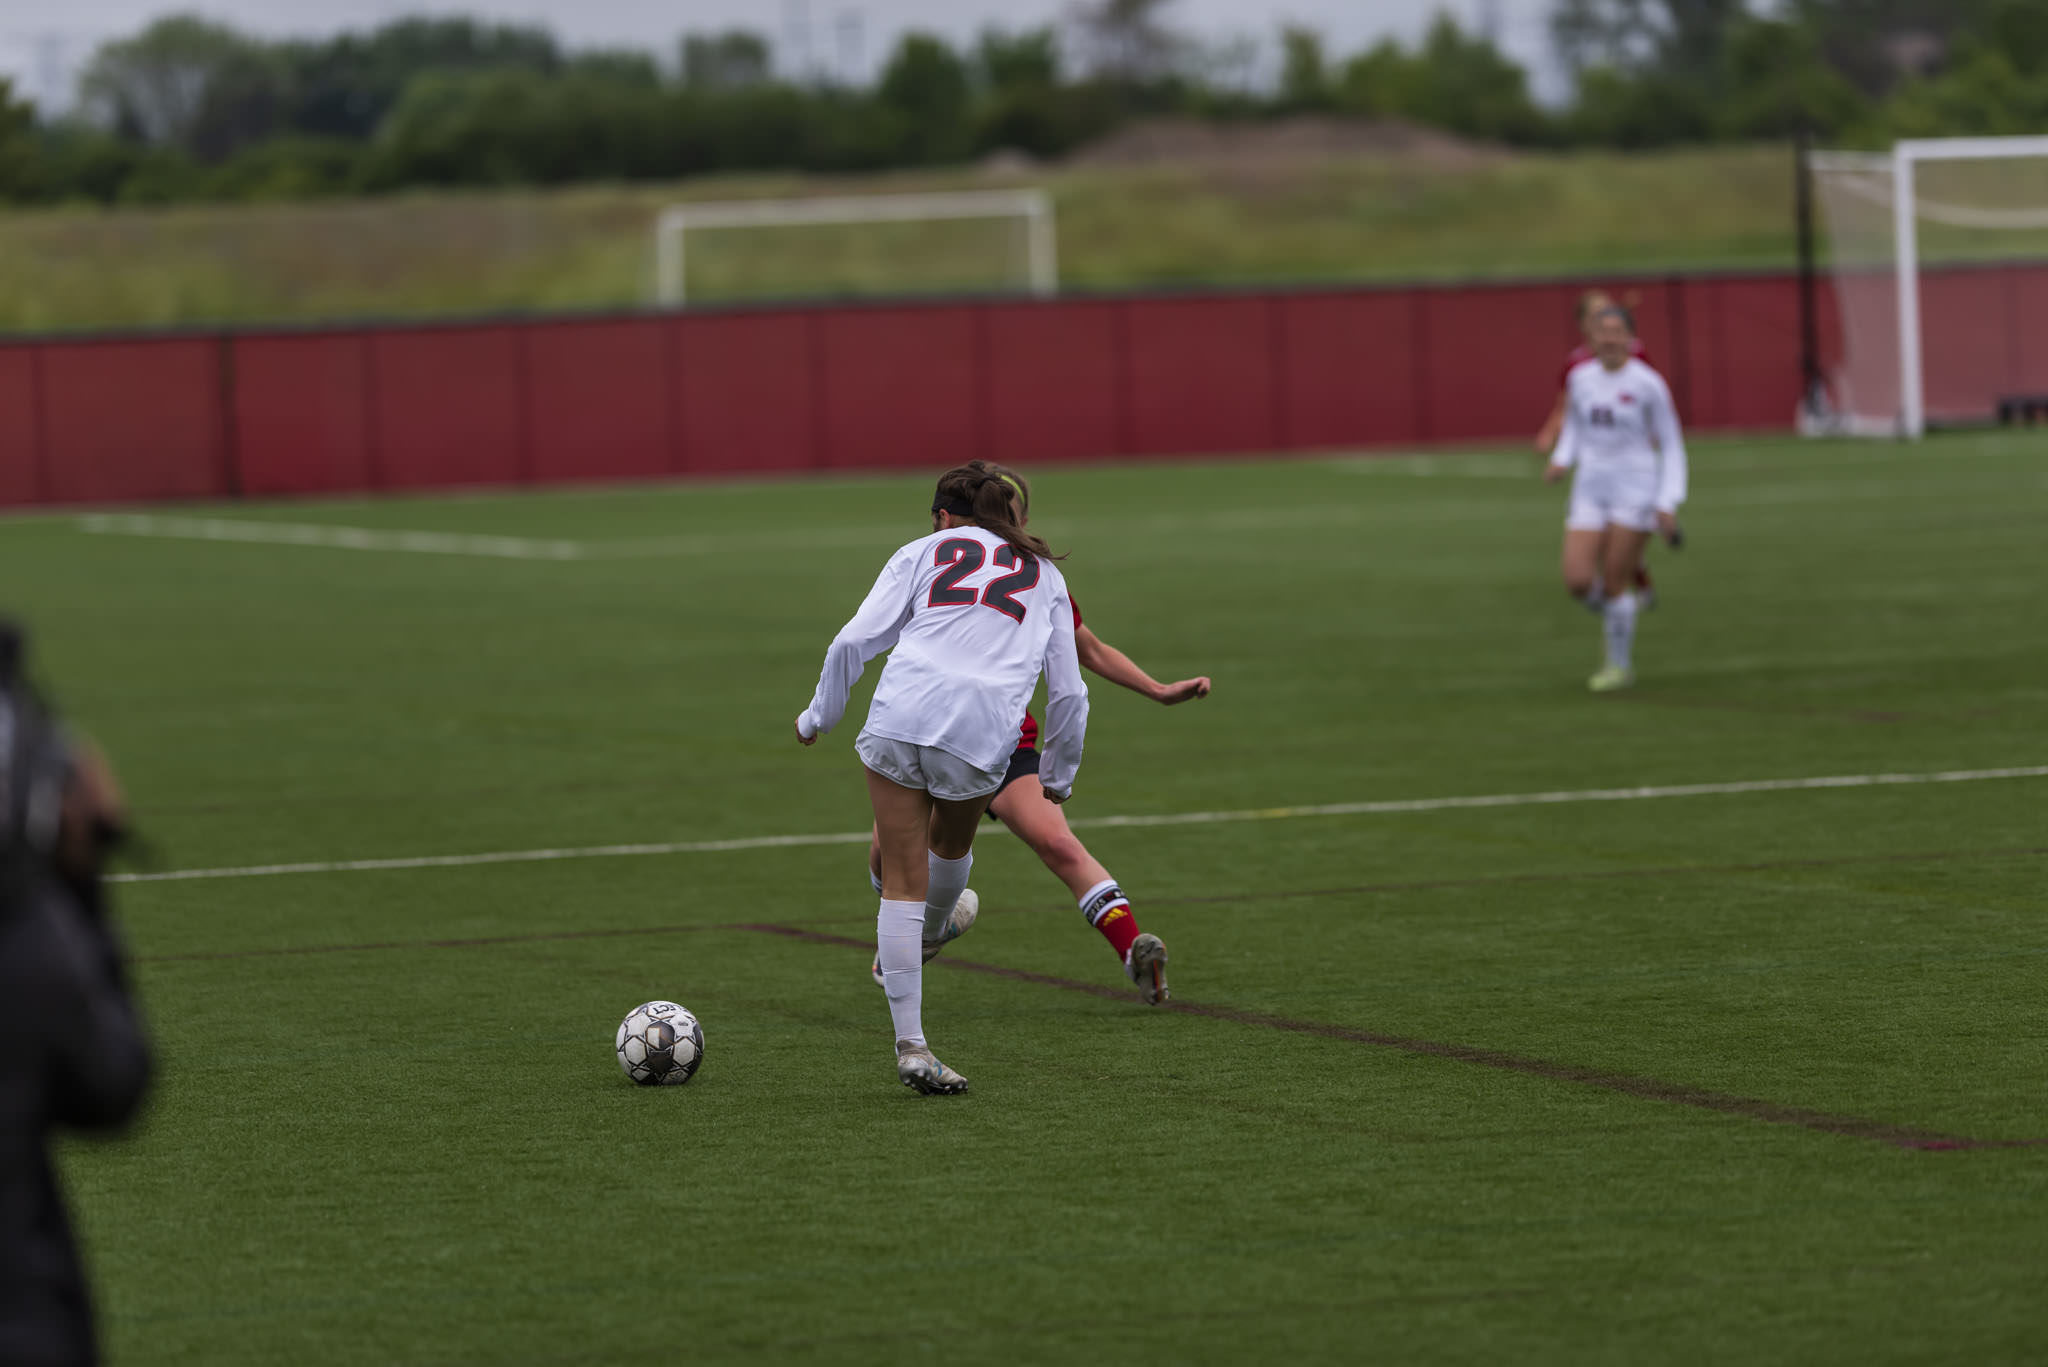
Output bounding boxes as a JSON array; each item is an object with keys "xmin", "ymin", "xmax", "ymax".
[
  {"xmin": 1580, "ymin": 574, "xmax": 1607, "ymax": 613},
  {"xmin": 877, "ymin": 897, "xmax": 926, "ymax": 1046},
  {"xmin": 1603, "ymin": 590, "xmax": 1638, "ymax": 671},
  {"xmin": 868, "ymin": 866, "xmax": 883, "ymax": 894},
  {"xmin": 924, "ymin": 850, "xmax": 972, "ymax": 941}
]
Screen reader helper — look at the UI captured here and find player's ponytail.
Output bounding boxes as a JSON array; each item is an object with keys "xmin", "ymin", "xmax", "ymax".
[{"xmin": 931, "ymin": 462, "xmax": 1062, "ymax": 562}]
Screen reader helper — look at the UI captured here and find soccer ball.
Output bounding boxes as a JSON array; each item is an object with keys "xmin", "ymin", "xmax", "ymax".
[{"xmin": 614, "ymin": 1000, "xmax": 705, "ymax": 1086}]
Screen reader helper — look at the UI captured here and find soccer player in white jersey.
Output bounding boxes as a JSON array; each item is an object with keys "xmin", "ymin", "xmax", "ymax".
[
  {"xmin": 1544, "ymin": 308, "xmax": 1689, "ymax": 692},
  {"xmin": 862, "ymin": 461, "xmax": 1209, "ymax": 1006},
  {"xmin": 796, "ymin": 463, "xmax": 1088, "ymax": 1094}
]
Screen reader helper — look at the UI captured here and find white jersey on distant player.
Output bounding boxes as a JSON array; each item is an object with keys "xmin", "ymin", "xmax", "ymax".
[
  {"xmin": 798, "ymin": 526, "xmax": 1089, "ymax": 797},
  {"xmin": 1551, "ymin": 357, "xmax": 1689, "ymax": 517}
]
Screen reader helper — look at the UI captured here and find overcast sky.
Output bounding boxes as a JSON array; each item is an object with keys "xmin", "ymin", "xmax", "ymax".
[{"xmin": 1, "ymin": 0, "xmax": 1569, "ymax": 113}]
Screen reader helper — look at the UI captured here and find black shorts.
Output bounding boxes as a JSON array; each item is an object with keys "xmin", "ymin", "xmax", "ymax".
[{"xmin": 986, "ymin": 746, "xmax": 1040, "ymax": 818}]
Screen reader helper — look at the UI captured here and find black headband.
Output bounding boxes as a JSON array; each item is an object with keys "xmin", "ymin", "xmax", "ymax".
[{"xmin": 932, "ymin": 495, "xmax": 977, "ymax": 517}]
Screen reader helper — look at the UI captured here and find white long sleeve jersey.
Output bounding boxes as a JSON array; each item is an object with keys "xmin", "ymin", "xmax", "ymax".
[
  {"xmin": 798, "ymin": 527, "xmax": 1089, "ymax": 798},
  {"xmin": 1550, "ymin": 357, "xmax": 1690, "ymax": 513}
]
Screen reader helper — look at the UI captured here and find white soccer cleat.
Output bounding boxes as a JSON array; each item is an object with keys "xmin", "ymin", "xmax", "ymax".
[
  {"xmin": 872, "ymin": 888, "xmax": 980, "ymax": 986},
  {"xmin": 1124, "ymin": 933, "xmax": 1170, "ymax": 1006},
  {"xmin": 928, "ymin": 888, "xmax": 978, "ymax": 951},
  {"xmin": 896, "ymin": 1039, "xmax": 969, "ymax": 1095}
]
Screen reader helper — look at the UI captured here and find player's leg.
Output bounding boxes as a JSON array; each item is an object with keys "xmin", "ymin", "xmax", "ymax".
[
  {"xmin": 1561, "ymin": 528, "xmax": 1608, "ymax": 613},
  {"xmin": 920, "ymin": 804, "xmax": 978, "ymax": 948},
  {"xmin": 866, "ymin": 765, "xmax": 935, "ymax": 1024},
  {"xmin": 867, "ymin": 812, "xmax": 979, "ymax": 959},
  {"xmin": 865, "ymin": 771, "xmax": 992, "ymax": 988},
  {"xmin": 990, "ymin": 770, "xmax": 1171, "ymax": 1005},
  {"xmin": 865, "ymin": 764, "xmax": 972, "ymax": 1095},
  {"xmin": 1562, "ymin": 470, "xmax": 1614, "ymax": 613},
  {"xmin": 1592, "ymin": 524, "xmax": 1653, "ymax": 691}
]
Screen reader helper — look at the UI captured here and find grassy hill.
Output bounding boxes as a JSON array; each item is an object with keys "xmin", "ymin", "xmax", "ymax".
[{"xmin": 0, "ymin": 143, "xmax": 1802, "ymax": 335}]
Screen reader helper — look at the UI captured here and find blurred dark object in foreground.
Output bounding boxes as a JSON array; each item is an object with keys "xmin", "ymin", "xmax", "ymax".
[{"xmin": 0, "ymin": 622, "xmax": 151, "ymax": 1367}]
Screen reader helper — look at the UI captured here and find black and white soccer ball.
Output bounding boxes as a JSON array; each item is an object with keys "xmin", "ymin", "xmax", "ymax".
[{"xmin": 615, "ymin": 1000, "xmax": 704, "ymax": 1086}]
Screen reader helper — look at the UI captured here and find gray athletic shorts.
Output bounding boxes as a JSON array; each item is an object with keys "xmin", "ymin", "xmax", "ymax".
[{"xmin": 855, "ymin": 731, "xmax": 1006, "ymax": 803}]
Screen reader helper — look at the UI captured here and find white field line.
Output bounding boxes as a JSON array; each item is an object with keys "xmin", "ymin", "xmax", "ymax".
[
  {"xmin": 78, "ymin": 514, "xmax": 588, "ymax": 561},
  {"xmin": 1322, "ymin": 455, "xmax": 1535, "ymax": 479},
  {"xmin": 110, "ymin": 764, "xmax": 2048, "ymax": 886},
  {"xmin": 76, "ymin": 463, "xmax": 2025, "ymax": 564}
]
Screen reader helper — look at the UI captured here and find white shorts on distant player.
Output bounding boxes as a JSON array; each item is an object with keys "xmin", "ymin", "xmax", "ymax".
[{"xmin": 1566, "ymin": 468, "xmax": 1661, "ymax": 534}]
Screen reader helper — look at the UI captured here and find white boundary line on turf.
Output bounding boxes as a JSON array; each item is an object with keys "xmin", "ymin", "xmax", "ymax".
[
  {"xmin": 110, "ymin": 765, "xmax": 2048, "ymax": 886},
  {"xmin": 78, "ymin": 514, "xmax": 588, "ymax": 561}
]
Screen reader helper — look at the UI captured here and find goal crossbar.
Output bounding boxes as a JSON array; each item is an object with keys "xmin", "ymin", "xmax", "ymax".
[{"xmin": 654, "ymin": 189, "xmax": 1058, "ymax": 307}]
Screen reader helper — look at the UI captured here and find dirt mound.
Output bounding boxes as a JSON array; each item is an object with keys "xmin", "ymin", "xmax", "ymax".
[{"xmin": 1067, "ymin": 117, "xmax": 1506, "ymax": 171}]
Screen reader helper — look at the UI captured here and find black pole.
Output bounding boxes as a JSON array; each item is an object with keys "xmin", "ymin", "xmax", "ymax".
[{"xmin": 1795, "ymin": 127, "xmax": 1825, "ymax": 417}]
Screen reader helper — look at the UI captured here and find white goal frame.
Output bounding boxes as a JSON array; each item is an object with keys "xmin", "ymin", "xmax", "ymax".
[
  {"xmin": 653, "ymin": 189, "xmax": 1058, "ymax": 308},
  {"xmin": 1812, "ymin": 135, "xmax": 2048, "ymax": 438}
]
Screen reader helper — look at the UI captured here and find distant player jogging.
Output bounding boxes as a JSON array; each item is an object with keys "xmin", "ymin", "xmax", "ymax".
[
  {"xmin": 1544, "ymin": 308, "xmax": 1689, "ymax": 692},
  {"xmin": 796, "ymin": 463, "xmax": 1087, "ymax": 1095},
  {"xmin": 1538, "ymin": 290, "xmax": 1660, "ymax": 607},
  {"xmin": 863, "ymin": 461, "xmax": 1209, "ymax": 1007}
]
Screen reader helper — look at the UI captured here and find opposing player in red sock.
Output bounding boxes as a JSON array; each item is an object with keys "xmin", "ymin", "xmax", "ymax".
[{"xmin": 869, "ymin": 462, "xmax": 1210, "ymax": 1005}]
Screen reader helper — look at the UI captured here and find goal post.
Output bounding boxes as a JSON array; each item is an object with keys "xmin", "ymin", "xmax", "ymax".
[
  {"xmin": 652, "ymin": 189, "xmax": 1059, "ymax": 308},
  {"xmin": 1807, "ymin": 134, "xmax": 2048, "ymax": 438}
]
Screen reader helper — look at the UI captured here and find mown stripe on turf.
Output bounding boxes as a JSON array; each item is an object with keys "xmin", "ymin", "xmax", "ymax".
[
  {"xmin": 1139, "ymin": 845, "xmax": 2048, "ymax": 908},
  {"xmin": 106, "ymin": 764, "xmax": 2048, "ymax": 885},
  {"xmin": 739, "ymin": 924, "xmax": 2048, "ymax": 1153},
  {"xmin": 124, "ymin": 844, "xmax": 2048, "ymax": 966},
  {"xmin": 134, "ymin": 921, "xmax": 729, "ymax": 963}
]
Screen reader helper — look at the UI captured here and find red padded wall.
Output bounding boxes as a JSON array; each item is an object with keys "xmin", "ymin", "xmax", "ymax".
[
  {"xmin": 1277, "ymin": 290, "xmax": 1425, "ymax": 449},
  {"xmin": 4, "ymin": 266, "xmax": 1952, "ymax": 510},
  {"xmin": 1699, "ymin": 278, "xmax": 1805, "ymax": 430},
  {"xmin": 817, "ymin": 306, "xmax": 979, "ymax": 470},
  {"xmin": 983, "ymin": 301, "xmax": 1121, "ymax": 464},
  {"xmin": 674, "ymin": 312, "xmax": 816, "ymax": 474},
  {"xmin": 1687, "ymin": 280, "xmax": 1741, "ymax": 430},
  {"xmin": 1420, "ymin": 283, "xmax": 1577, "ymax": 443},
  {"xmin": 523, "ymin": 318, "xmax": 671, "ymax": 482},
  {"xmin": 2008, "ymin": 264, "xmax": 2048, "ymax": 395},
  {"xmin": 40, "ymin": 339, "xmax": 226, "ymax": 503},
  {"xmin": 0, "ymin": 347, "xmax": 42, "ymax": 505},
  {"xmin": 1920, "ymin": 267, "xmax": 2017, "ymax": 421},
  {"xmin": 232, "ymin": 333, "xmax": 372, "ymax": 497},
  {"xmin": 1124, "ymin": 296, "xmax": 1280, "ymax": 455},
  {"xmin": 369, "ymin": 326, "xmax": 524, "ymax": 490}
]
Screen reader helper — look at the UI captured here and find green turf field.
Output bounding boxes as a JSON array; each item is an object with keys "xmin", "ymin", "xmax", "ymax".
[{"xmin": 5, "ymin": 430, "xmax": 2045, "ymax": 1364}]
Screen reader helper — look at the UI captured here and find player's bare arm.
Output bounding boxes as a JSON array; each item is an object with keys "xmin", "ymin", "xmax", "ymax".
[
  {"xmin": 1074, "ymin": 625, "xmax": 1211, "ymax": 705},
  {"xmin": 1535, "ymin": 389, "xmax": 1568, "ymax": 453}
]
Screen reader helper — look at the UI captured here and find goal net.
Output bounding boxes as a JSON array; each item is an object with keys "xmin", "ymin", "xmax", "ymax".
[
  {"xmin": 1808, "ymin": 136, "xmax": 2048, "ymax": 437},
  {"xmin": 652, "ymin": 190, "xmax": 1057, "ymax": 308}
]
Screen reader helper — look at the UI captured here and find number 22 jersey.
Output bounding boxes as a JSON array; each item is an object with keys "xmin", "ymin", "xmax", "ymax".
[{"xmin": 798, "ymin": 526, "xmax": 1090, "ymax": 797}]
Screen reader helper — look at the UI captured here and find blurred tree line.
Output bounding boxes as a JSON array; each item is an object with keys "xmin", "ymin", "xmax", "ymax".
[{"xmin": 0, "ymin": 0, "xmax": 2041, "ymax": 206}]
